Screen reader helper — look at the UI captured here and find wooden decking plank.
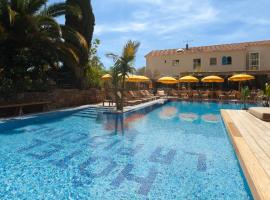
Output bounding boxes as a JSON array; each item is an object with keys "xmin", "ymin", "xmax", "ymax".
[
  {"xmin": 231, "ymin": 111, "xmax": 270, "ymax": 176},
  {"xmin": 238, "ymin": 111, "xmax": 270, "ymax": 144},
  {"xmin": 235, "ymin": 112, "xmax": 270, "ymax": 156},
  {"xmin": 221, "ymin": 110, "xmax": 270, "ymax": 200}
]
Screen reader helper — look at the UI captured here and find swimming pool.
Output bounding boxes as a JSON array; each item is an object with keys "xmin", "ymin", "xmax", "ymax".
[{"xmin": 0, "ymin": 101, "xmax": 253, "ymax": 199}]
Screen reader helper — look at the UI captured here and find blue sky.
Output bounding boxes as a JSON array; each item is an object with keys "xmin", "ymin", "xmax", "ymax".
[{"xmin": 49, "ymin": 0, "xmax": 270, "ymax": 69}]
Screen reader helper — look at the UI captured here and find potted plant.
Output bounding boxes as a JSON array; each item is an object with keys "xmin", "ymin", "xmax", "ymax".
[
  {"xmin": 265, "ymin": 83, "xmax": 270, "ymax": 107},
  {"xmin": 241, "ymin": 86, "xmax": 250, "ymax": 110}
]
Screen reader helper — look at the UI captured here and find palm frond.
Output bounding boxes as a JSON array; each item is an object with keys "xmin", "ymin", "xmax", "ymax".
[
  {"xmin": 106, "ymin": 53, "xmax": 119, "ymax": 62},
  {"xmin": 27, "ymin": 0, "xmax": 47, "ymax": 15},
  {"xmin": 40, "ymin": 2, "xmax": 81, "ymax": 18},
  {"xmin": 35, "ymin": 15, "xmax": 61, "ymax": 37},
  {"xmin": 61, "ymin": 25, "xmax": 88, "ymax": 62}
]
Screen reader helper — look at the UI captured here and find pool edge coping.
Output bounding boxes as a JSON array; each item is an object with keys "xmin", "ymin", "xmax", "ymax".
[{"xmin": 221, "ymin": 109, "xmax": 270, "ymax": 200}]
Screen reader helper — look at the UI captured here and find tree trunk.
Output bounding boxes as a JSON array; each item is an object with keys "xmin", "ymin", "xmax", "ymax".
[{"xmin": 120, "ymin": 76, "xmax": 125, "ymax": 111}]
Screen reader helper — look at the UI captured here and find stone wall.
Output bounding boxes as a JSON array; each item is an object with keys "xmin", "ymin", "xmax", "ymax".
[{"xmin": 0, "ymin": 89, "xmax": 104, "ymax": 110}]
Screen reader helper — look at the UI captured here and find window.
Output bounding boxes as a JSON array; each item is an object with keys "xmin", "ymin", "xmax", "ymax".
[
  {"xmin": 248, "ymin": 52, "xmax": 260, "ymax": 70},
  {"xmin": 222, "ymin": 56, "xmax": 232, "ymax": 65},
  {"xmin": 193, "ymin": 59, "xmax": 201, "ymax": 70},
  {"xmin": 172, "ymin": 59, "xmax": 180, "ymax": 66},
  {"xmin": 210, "ymin": 57, "xmax": 217, "ymax": 65}
]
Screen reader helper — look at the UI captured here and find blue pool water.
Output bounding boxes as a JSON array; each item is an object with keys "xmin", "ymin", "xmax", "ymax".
[{"xmin": 0, "ymin": 101, "xmax": 254, "ymax": 199}]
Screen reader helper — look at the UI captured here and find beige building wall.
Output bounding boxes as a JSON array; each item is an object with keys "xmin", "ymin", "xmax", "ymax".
[{"xmin": 146, "ymin": 44, "xmax": 270, "ymax": 78}]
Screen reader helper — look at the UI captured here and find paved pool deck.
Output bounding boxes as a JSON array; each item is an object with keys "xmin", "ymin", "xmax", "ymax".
[{"xmin": 221, "ymin": 110, "xmax": 270, "ymax": 200}]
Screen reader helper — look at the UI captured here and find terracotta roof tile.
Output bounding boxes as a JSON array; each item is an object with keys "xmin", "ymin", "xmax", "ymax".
[{"xmin": 146, "ymin": 40, "xmax": 270, "ymax": 57}]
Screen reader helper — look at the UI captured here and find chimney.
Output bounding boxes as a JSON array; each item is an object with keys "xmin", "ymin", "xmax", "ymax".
[{"xmin": 186, "ymin": 43, "xmax": 189, "ymax": 50}]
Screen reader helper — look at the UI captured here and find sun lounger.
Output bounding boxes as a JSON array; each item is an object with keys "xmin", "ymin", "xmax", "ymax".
[
  {"xmin": 129, "ymin": 91, "xmax": 148, "ymax": 102},
  {"xmin": 157, "ymin": 90, "xmax": 166, "ymax": 97},
  {"xmin": 118, "ymin": 92, "xmax": 141, "ymax": 106},
  {"xmin": 144, "ymin": 90, "xmax": 160, "ymax": 100},
  {"xmin": 248, "ymin": 107, "xmax": 270, "ymax": 122},
  {"xmin": 139, "ymin": 90, "xmax": 155, "ymax": 101}
]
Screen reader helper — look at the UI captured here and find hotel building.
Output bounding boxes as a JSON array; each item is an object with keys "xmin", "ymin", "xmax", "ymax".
[{"xmin": 145, "ymin": 40, "xmax": 270, "ymax": 87}]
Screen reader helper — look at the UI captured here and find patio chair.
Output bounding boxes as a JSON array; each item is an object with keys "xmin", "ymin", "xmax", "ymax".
[
  {"xmin": 171, "ymin": 89, "xmax": 179, "ymax": 97},
  {"xmin": 201, "ymin": 90, "xmax": 210, "ymax": 100},
  {"xmin": 228, "ymin": 90, "xmax": 237, "ymax": 100},
  {"xmin": 191, "ymin": 90, "xmax": 200, "ymax": 100},
  {"xmin": 216, "ymin": 90, "xmax": 226, "ymax": 101},
  {"xmin": 180, "ymin": 92, "xmax": 189, "ymax": 100},
  {"xmin": 254, "ymin": 90, "xmax": 264, "ymax": 103}
]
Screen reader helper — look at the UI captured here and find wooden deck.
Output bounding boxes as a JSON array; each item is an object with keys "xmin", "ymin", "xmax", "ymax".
[{"xmin": 221, "ymin": 110, "xmax": 270, "ymax": 200}]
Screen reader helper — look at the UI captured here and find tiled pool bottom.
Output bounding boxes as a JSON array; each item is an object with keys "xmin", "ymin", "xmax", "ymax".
[{"xmin": 0, "ymin": 101, "xmax": 253, "ymax": 200}]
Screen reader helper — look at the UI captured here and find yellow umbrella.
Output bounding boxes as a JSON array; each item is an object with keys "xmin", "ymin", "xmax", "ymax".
[
  {"xmin": 137, "ymin": 75, "xmax": 150, "ymax": 82},
  {"xmin": 158, "ymin": 76, "xmax": 178, "ymax": 96},
  {"xmin": 228, "ymin": 74, "xmax": 255, "ymax": 91},
  {"xmin": 179, "ymin": 76, "xmax": 199, "ymax": 94},
  {"xmin": 201, "ymin": 75, "xmax": 224, "ymax": 92},
  {"xmin": 158, "ymin": 76, "xmax": 178, "ymax": 84},
  {"xmin": 179, "ymin": 76, "xmax": 199, "ymax": 83},
  {"xmin": 126, "ymin": 75, "xmax": 142, "ymax": 82},
  {"xmin": 201, "ymin": 75, "xmax": 224, "ymax": 83},
  {"xmin": 101, "ymin": 74, "xmax": 112, "ymax": 80},
  {"xmin": 228, "ymin": 74, "xmax": 255, "ymax": 82}
]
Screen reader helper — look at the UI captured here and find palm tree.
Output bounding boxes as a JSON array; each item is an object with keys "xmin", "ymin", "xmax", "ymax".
[
  {"xmin": 0, "ymin": 0, "xmax": 88, "ymax": 91},
  {"xmin": 65, "ymin": 0, "xmax": 95, "ymax": 88},
  {"xmin": 107, "ymin": 40, "xmax": 140, "ymax": 111}
]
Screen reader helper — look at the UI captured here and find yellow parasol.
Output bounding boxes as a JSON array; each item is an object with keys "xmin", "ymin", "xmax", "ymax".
[
  {"xmin": 126, "ymin": 75, "xmax": 142, "ymax": 82},
  {"xmin": 157, "ymin": 76, "xmax": 178, "ymax": 84},
  {"xmin": 158, "ymin": 76, "xmax": 178, "ymax": 96},
  {"xmin": 228, "ymin": 74, "xmax": 255, "ymax": 91},
  {"xmin": 201, "ymin": 75, "xmax": 224, "ymax": 92},
  {"xmin": 137, "ymin": 75, "xmax": 150, "ymax": 82},
  {"xmin": 228, "ymin": 74, "xmax": 255, "ymax": 82},
  {"xmin": 179, "ymin": 76, "xmax": 199, "ymax": 83},
  {"xmin": 201, "ymin": 75, "xmax": 224, "ymax": 83},
  {"xmin": 101, "ymin": 74, "xmax": 112, "ymax": 81},
  {"xmin": 179, "ymin": 76, "xmax": 199, "ymax": 94}
]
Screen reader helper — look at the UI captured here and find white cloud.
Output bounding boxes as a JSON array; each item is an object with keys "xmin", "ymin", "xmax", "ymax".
[
  {"xmin": 94, "ymin": 0, "xmax": 218, "ymax": 36},
  {"xmin": 95, "ymin": 22, "xmax": 148, "ymax": 35}
]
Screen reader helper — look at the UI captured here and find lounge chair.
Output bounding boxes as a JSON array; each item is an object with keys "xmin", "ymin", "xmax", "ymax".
[
  {"xmin": 139, "ymin": 90, "xmax": 155, "ymax": 101},
  {"xmin": 144, "ymin": 90, "xmax": 160, "ymax": 100},
  {"xmin": 157, "ymin": 90, "xmax": 166, "ymax": 97},
  {"xmin": 130, "ymin": 91, "xmax": 149, "ymax": 102},
  {"xmin": 249, "ymin": 107, "xmax": 270, "ymax": 122},
  {"xmin": 117, "ymin": 92, "xmax": 141, "ymax": 106}
]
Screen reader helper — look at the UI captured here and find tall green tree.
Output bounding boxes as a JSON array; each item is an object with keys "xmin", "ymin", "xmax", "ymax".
[
  {"xmin": 65, "ymin": 0, "xmax": 95, "ymax": 88},
  {"xmin": 107, "ymin": 40, "xmax": 140, "ymax": 111},
  {"xmin": 86, "ymin": 39, "xmax": 105, "ymax": 88},
  {"xmin": 0, "ymin": 0, "xmax": 88, "ymax": 93}
]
